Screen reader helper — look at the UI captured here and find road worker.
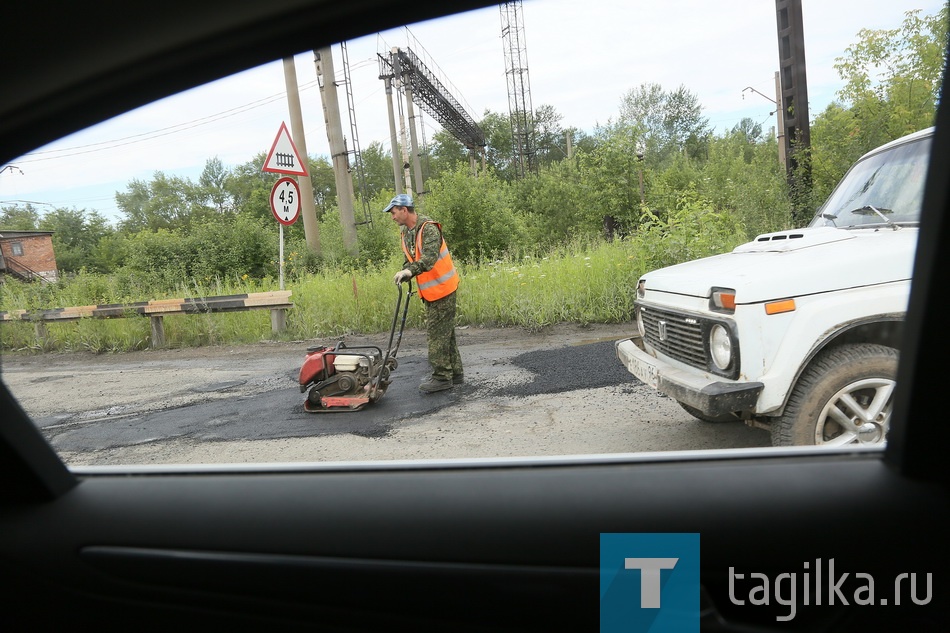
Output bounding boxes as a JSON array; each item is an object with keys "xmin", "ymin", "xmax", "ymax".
[{"xmin": 384, "ymin": 193, "xmax": 463, "ymax": 392}]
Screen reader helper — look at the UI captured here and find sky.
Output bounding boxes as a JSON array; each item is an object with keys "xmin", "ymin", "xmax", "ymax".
[{"xmin": 1, "ymin": 0, "xmax": 944, "ymax": 224}]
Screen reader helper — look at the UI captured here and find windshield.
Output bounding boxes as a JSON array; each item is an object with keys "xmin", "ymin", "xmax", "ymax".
[{"xmin": 810, "ymin": 135, "xmax": 931, "ymax": 228}]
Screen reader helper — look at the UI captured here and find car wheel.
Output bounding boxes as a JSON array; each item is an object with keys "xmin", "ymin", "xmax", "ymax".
[
  {"xmin": 678, "ymin": 402, "xmax": 740, "ymax": 423},
  {"xmin": 771, "ymin": 343, "xmax": 898, "ymax": 447}
]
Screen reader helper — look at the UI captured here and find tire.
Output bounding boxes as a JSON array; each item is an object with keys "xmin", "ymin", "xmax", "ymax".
[
  {"xmin": 678, "ymin": 402, "xmax": 740, "ymax": 423},
  {"xmin": 771, "ymin": 343, "xmax": 898, "ymax": 447}
]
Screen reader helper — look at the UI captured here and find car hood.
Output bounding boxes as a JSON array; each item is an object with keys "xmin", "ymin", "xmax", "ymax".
[{"xmin": 641, "ymin": 226, "xmax": 919, "ymax": 304}]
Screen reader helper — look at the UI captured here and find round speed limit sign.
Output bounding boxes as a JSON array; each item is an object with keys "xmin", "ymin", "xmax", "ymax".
[{"xmin": 270, "ymin": 177, "xmax": 301, "ymax": 226}]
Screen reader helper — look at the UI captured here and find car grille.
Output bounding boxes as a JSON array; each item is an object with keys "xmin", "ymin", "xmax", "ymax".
[{"xmin": 639, "ymin": 305, "xmax": 706, "ymax": 369}]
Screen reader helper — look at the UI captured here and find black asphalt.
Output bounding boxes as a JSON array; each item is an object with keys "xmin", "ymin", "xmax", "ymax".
[{"xmin": 41, "ymin": 340, "xmax": 638, "ymax": 453}]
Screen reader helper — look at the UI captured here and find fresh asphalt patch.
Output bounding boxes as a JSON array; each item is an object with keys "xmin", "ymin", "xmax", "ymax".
[
  {"xmin": 39, "ymin": 339, "xmax": 640, "ymax": 454},
  {"xmin": 494, "ymin": 340, "xmax": 635, "ymax": 397}
]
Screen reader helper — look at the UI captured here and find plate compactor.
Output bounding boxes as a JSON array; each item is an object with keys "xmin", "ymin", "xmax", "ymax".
[{"xmin": 299, "ymin": 282, "xmax": 413, "ymax": 413}]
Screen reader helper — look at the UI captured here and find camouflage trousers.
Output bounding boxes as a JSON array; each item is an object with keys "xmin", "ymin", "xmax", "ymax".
[{"xmin": 422, "ymin": 291, "xmax": 463, "ymax": 381}]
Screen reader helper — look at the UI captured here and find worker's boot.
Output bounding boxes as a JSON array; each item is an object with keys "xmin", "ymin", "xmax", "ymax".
[{"xmin": 419, "ymin": 377, "xmax": 453, "ymax": 393}]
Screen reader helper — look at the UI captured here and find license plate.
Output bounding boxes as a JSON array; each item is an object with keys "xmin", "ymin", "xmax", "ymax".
[
  {"xmin": 623, "ymin": 344, "xmax": 659, "ymax": 389},
  {"xmin": 630, "ymin": 356, "xmax": 658, "ymax": 389}
]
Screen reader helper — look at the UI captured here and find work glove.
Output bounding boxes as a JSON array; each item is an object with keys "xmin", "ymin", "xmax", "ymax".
[{"xmin": 393, "ymin": 269, "xmax": 412, "ymax": 285}]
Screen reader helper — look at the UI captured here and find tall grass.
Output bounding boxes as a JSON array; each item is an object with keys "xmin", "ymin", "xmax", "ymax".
[
  {"xmin": 287, "ymin": 261, "xmax": 425, "ymax": 339},
  {"xmin": 1, "ymin": 230, "xmax": 744, "ymax": 353},
  {"xmin": 459, "ymin": 238, "xmax": 641, "ymax": 330}
]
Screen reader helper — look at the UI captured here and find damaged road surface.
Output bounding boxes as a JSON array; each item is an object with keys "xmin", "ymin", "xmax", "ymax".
[{"xmin": 2, "ymin": 323, "xmax": 770, "ymax": 465}]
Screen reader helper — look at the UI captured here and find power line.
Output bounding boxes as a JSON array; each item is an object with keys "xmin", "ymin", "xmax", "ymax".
[{"xmin": 16, "ymin": 83, "xmax": 320, "ymax": 164}]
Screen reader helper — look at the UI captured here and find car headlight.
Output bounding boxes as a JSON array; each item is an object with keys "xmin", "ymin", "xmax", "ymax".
[{"xmin": 709, "ymin": 324, "xmax": 732, "ymax": 370}]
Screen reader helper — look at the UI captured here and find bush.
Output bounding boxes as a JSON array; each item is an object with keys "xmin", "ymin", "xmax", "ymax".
[
  {"xmin": 121, "ymin": 215, "xmax": 275, "ymax": 290},
  {"xmin": 422, "ymin": 167, "xmax": 527, "ymax": 263},
  {"xmin": 632, "ymin": 188, "xmax": 747, "ymax": 270}
]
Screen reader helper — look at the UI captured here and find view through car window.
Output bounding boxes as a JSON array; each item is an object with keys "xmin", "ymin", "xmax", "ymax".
[{"xmin": 1, "ymin": 0, "xmax": 945, "ymax": 466}]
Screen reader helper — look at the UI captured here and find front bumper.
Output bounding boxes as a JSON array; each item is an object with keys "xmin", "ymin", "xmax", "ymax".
[{"xmin": 615, "ymin": 336, "xmax": 763, "ymax": 417}]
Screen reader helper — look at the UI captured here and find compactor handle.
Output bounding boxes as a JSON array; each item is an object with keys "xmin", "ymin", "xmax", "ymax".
[{"xmin": 370, "ymin": 281, "xmax": 414, "ymax": 398}]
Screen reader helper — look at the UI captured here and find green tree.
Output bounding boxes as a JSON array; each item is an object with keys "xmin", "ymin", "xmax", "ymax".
[
  {"xmin": 122, "ymin": 228, "xmax": 194, "ymax": 286},
  {"xmin": 569, "ymin": 128, "xmax": 600, "ymax": 157},
  {"xmin": 0, "ymin": 204, "xmax": 42, "ymax": 229},
  {"xmin": 422, "ymin": 166, "xmax": 524, "ymax": 262},
  {"xmin": 479, "ymin": 110, "xmax": 516, "ymax": 180},
  {"xmin": 576, "ymin": 122, "xmax": 645, "ymax": 236},
  {"xmin": 121, "ymin": 214, "xmax": 275, "ymax": 287},
  {"xmin": 198, "ymin": 156, "xmax": 234, "ymax": 214},
  {"xmin": 88, "ymin": 232, "xmax": 130, "ymax": 273},
  {"xmin": 697, "ymin": 131, "xmax": 792, "ymax": 237},
  {"xmin": 356, "ymin": 141, "xmax": 399, "ymax": 200},
  {"xmin": 636, "ymin": 187, "xmax": 747, "ymax": 269},
  {"xmin": 618, "ymin": 83, "xmax": 711, "ymax": 166},
  {"xmin": 645, "ymin": 151, "xmax": 700, "ymax": 218},
  {"xmin": 532, "ymin": 104, "xmax": 569, "ymax": 168},
  {"xmin": 428, "ymin": 130, "xmax": 470, "ymax": 179},
  {"xmin": 809, "ymin": 7, "xmax": 948, "ymax": 203},
  {"xmin": 306, "ymin": 156, "xmax": 337, "ymax": 217},
  {"xmin": 511, "ymin": 159, "xmax": 597, "ymax": 247},
  {"xmin": 188, "ymin": 215, "xmax": 274, "ymax": 280},
  {"xmin": 731, "ymin": 117, "xmax": 764, "ymax": 146},
  {"xmin": 116, "ymin": 171, "xmax": 203, "ymax": 232},
  {"xmin": 835, "ymin": 8, "xmax": 946, "ymax": 116},
  {"xmin": 229, "ymin": 152, "xmax": 277, "ymax": 221},
  {"xmin": 39, "ymin": 207, "xmax": 115, "ymax": 273}
]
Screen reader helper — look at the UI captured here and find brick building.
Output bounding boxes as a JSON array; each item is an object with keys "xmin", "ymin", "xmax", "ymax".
[{"xmin": 0, "ymin": 230, "xmax": 58, "ymax": 282}]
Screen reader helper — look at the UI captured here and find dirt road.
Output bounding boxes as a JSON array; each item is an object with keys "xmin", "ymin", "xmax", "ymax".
[{"xmin": 1, "ymin": 322, "xmax": 770, "ymax": 466}]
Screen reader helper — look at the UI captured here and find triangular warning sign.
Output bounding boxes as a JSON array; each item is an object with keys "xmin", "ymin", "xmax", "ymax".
[{"xmin": 262, "ymin": 122, "xmax": 309, "ymax": 176}]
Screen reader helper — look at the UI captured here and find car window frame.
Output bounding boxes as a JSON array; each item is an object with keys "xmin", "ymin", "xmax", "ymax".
[{"xmin": 0, "ymin": 0, "xmax": 947, "ymax": 497}]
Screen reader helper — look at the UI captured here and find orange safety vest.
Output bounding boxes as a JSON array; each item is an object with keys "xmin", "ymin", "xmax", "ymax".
[{"xmin": 400, "ymin": 221, "xmax": 459, "ymax": 301}]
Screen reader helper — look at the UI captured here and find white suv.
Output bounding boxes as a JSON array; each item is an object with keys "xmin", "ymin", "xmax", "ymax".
[{"xmin": 616, "ymin": 127, "xmax": 931, "ymax": 446}]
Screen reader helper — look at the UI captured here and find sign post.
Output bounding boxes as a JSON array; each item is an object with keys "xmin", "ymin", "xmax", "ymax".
[
  {"xmin": 269, "ymin": 177, "xmax": 301, "ymax": 290},
  {"xmin": 262, "ymin": 122, "xmax": 308, "ymax": 290}
]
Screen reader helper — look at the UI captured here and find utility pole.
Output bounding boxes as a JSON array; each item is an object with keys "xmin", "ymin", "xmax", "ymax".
[
  {"xmin": 741, "ymin": 80, "xmax": 785, "ymax": 167},
  {"xmin": 404, "ymin": 83, "xmax": 426, "ymax": 200},
  {"xmin": 382, "ymin": 76, "xmax": 404, "ymax": 195},
  {"xmin": 392, "ymin": 49, "xmax": 413, "ymax": 194},
  {"xmin": 775, "ymin": 71, "xmax": 786, "ymax": 168},
  {"xmin": 314, "ymin": 46, "xmax": 359, "ymax": 257},
  {"xmin": 775, "ymin": 0, "xmax": 811, "ymax": 221},
  {"xmin": 281, "ymin": 57, "xmax": 320, "ymax": 255}
]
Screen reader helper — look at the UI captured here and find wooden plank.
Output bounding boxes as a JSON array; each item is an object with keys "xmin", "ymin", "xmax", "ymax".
[
  {"xmin": 244, "ymin": 291, "xmax": 292, "ymax": 306},
  {"xmin": 143, "ymin": 302, "xmax": 189, "ymax": 315}
]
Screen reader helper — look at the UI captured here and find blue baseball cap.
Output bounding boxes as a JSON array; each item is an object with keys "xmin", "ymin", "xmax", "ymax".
[{"xmin": 383, "ymin": 193, "xmax": 414, "ymax": 212}]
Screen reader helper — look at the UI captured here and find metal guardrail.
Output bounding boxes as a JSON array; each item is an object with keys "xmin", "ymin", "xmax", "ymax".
[{"xmin": 0, "ymin": 291, "xmax": 293, "ymax": 347}]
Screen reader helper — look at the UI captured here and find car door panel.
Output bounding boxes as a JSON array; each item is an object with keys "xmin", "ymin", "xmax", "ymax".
[{"xmin": 1, "ymin": 0, "xmax": 948, "ymax": 631}]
